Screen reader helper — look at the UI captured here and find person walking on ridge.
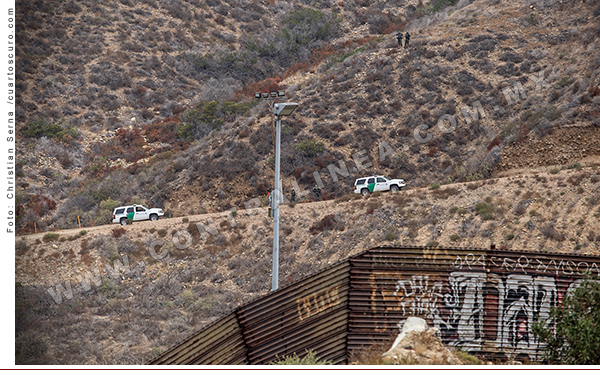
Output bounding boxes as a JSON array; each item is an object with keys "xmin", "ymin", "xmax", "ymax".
[{"xmin": 312, "ymin": 185, "xmax": 321, "ymax": 201}]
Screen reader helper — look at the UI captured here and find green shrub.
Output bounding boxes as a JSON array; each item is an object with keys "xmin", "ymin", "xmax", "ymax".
[
  {"xmin": 429, "ymin": 0, "xmax": 459, "ymax": 13},
  {"xmin": 178, "ymin": 100, "xmax": 224, "ymax": 140},
  {"xmin": 450, "ymin": 234, "xmax": 460, "ymax": 242},
  {"xmin": 42, "ymin": 233, "xmax": 61, "ymax": 242},
  {"xmin": 280, "ymin": 8, "xmax": 339, "ymax": 52},
  {"xmin": 455, "ymin": 350, "xmax": 482, "ymax": 365},
  {"xmin": 533, "ymin": 277, "xmax": 600, "ymax": 364},
  {"xmin": 271, "ymin": 350, "xmax": 332, "ymax": 365},
  {"xmin": 385, "ymin": 226, "xmax": 398, "ymax": 241},
  {"xmin": 429, "ymin": 182, "xmax": 441, "ymax": 190},
  {"xmin": 176, "ymin": 123, "xmax": 195, "ymax": 141},
  {"xmin": 20, "ymin": 117, "xmax": 79, "ymax": 141},
  {"xmin": 221, "ymin": 101, "xmax": 254, "ymax": 119},
  {"xmin": 175, "ymin": 289, "xmax": 196, "ymax": 308},
  {"xmin": 475, "ymin": 202, "xmax": 495, "ymax": 220},
  {"xmin": 97, "ymin": 278, "xmax": 119, "ymax": 298},
  {"xmin": 95, "ymin": 198, "xmax": 121, "ymax": 225},
  {"xmin": 506, "ymin": 233, "xmax": 515, "ymax": 241},
  {"xmin": 294, "ymin": 139, "xmax": 324, "ymax": 157}
]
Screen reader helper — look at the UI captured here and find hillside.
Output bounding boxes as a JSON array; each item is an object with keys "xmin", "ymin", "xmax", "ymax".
[
  {"xmin": 14, "ymin": 0, "xmax": 600, "ymax": 366},
  {"xmin": 15, "ymin": 166, "xmax": 600, "ymax": 364},
  {"xmin": 15, "ymin": 0, "xmax": 600, "ymax": 232}
]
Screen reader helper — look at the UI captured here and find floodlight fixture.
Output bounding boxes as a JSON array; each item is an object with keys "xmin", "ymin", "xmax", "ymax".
[
  {"xmin": 262, "ymin": 93, "xmax": 269, "ymax": 98},
  {"xmin": 273, "ymin": 103, "xmax": 299, "ymax": 117},
  {"xmin": 270, "ymin": 92, "xmax": 277, "ymax": 97},
  {"xmin": 255, "ymin": 92, "xmax": 261, "ymax": 99},
  {"xmin": 278, "ymin": 90, "xmax": 285, "ymax": 97}
]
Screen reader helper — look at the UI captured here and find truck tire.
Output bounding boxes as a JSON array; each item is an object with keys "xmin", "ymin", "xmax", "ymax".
[
  {"xmin": 120, "ymin": 218, "xmax": 128, "ymax": 226},
  {"xmin": 150, "ymin": 214, "xmax": 158, "ymax": 221},
  {"xmin": 361, "ymin": 188, "xmax": 369, "ymax": 196},
  {"xmin": 390, "ymin": 185, "xmax": 399, "ymax": 192}
]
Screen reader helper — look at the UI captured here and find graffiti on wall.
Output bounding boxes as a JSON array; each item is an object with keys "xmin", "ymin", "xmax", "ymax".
[
  {"xmin": 434, "ymin": 272, "xmax": 562, "ymax": 354},
  {"xmin": 297, "ymin": 285, "xmax": 341, "ymax": 322},
  {"xmin": 369, "ymin": 252, "xmax": 600, "ymax": 358},
  {"xmin": 452, "ymin": 252, "xmax": 600, "ymax": 277}
]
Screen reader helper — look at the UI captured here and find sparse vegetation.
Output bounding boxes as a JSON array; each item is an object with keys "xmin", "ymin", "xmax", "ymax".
[
  {"xmin": 385, "ymin": 225, "xmax": 398, "ymax": 241},
  {"xmin": 541, "ymin": 223, "xmax": 567, "ymax": 242},
  {"xmin": 271, "ymin": 350, "xmax": 332, "ymax": 365},
  {"xmin": 20, "ymin": 117, "xmax": 79, "ymax": 142},
  {"xmin": 294, "ymin": 138, "xmax": 325, "ymax": 157},
  {"xmin": 475, "ymin": 201, "xmax": 495, "ymax": 221},
  {"xmin": 309, "ymin": 214, "xmax": 344, "ymax": 235},
  {"xmin": 14, "ymin": 0, "xmax": 600, "ymax": 367},
  {"xmin": 454, "ymin": 350, "xmax": 483, "ymax": 365},
  {"xmin": 42, "ymin": 233, "xmax": 60, "ymax": 243}
]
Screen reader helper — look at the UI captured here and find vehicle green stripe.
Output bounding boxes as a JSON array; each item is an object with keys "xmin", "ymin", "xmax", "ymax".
[
  {"xmin": 368, "ymin": 183, "xmax": 375, "ymax": 192},
  {"xmin": 127, "ymin": 212, "xmax": 135, "ymax": 221}
]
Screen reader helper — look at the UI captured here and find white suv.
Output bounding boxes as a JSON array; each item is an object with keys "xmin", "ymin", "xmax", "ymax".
[
  {"xmin": 353, "ymin": 175, "xmax": 406, "ymax": 196},
  {"xmin": 112, "ymin": 205, "xmax": 164, "ymax": 225}
]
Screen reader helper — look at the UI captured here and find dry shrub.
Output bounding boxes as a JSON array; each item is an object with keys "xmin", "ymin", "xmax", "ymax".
[
  {"xmin": 588, "ymin": 231, "xmax": 600, "ymax": 242},
  {"xmin": 219, "ymin": 219, "xmax": 230, "ymax": 230},
  {"xmin": 348, "ymin": 334, "xmax": 396, "ymax": 365},
  {"xmin": 567, "ymin": 172, "xmax": 587, "ymax": 186},
  {"xmin": 588, "ymin": 193, "xmax": 600, "ymax": 207},
  {"xmin": 365, "ymin": 201, "xmax": 380, "ymax": 215},
  {"xmin": 431, "ymin": 187, "xmax": 459, "ymax": 200},
  {"xmin": 309, "ymin": 214, "xmax": 344, "ymax": 235},
  {"xmin": 392, "ymin": 194, "xmax": 412, "ymax": 208},
  {"xmin": 541, "ymin": 223, "xmax": 567, "ymax": 241},
  {"xmin": 187, "ymin": 222, "xmax": 203, "ymax": 241},
  {"xmin": 112, "ymin": 227, "xmax": 126, "ymax": 238}
]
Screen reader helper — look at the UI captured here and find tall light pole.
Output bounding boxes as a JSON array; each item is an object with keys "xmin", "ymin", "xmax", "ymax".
[{"xmin": 271, "ymin": 102, "xmax": 298, "ymax": 291}]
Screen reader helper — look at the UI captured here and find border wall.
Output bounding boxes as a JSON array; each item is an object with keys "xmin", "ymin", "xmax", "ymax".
[{"xmin": 150, "ymin": 246, "xmax": 600, "ymax": 365}]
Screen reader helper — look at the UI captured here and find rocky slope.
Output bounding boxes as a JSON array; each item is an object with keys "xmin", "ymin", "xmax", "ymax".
[
  {"xmin": 14, "ymin": 0, "xmax": 600, "ymax": 366},
  {"xmin": 15, "ymin": 0, "xmax": 600, "ymax": 233},
  {"xmin": 15, "ymin": 165, "xmax": 600, "ymax": 364}
]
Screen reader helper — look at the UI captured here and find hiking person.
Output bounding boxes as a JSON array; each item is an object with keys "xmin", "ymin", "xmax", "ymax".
[
  {"xmin": 396, "ymin": 32, "xmax": 403, "ymax": 47},
  {"xmin": 312, "ymin": 185, "xmax": 321, "ymax": 201},
  {"xmin": 404, "ymin": 32, "xmax": 411, "ymax": 48},
  {"xmin": 291, "ymin": 188, "xmax": 296, "ymax": 203}
]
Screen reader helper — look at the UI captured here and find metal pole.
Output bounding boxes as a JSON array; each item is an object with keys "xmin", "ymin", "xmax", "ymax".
[{"xmin": 272, "ymin": 115, "xmax": 282, "ymax": 291}]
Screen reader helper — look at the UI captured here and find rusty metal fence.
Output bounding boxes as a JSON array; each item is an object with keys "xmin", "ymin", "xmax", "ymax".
[{"xmin": 149, "ymin": 246, "xmax": 600, "ymax": 365}]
